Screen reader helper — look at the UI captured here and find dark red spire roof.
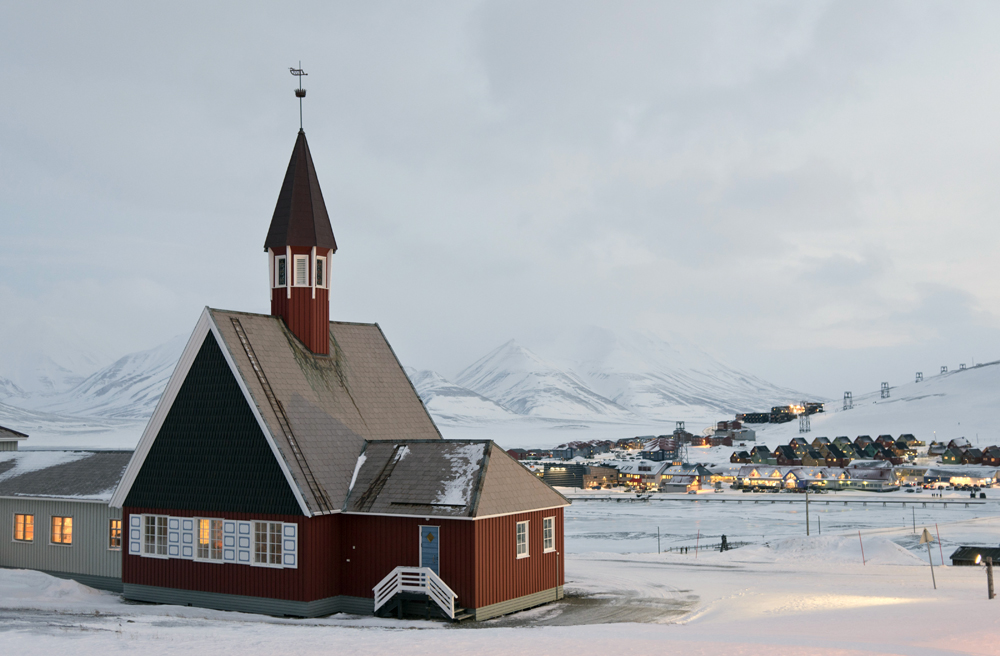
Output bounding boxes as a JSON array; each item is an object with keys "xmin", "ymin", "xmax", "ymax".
[{"xmin": 264, "ymin": 130, "xmax": 337, "ymax": 252}]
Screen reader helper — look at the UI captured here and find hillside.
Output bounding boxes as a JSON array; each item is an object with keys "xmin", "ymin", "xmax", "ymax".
[{"xmin": 752, "ymin": 360, "xmax": 1000, "ymax": 447}]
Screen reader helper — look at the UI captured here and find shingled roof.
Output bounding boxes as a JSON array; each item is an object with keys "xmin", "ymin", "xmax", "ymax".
[
  {"xmin": 343, "ymin": 440, "xmax": 568, "ymax": 518},
  {"xmin": 0, "ymin": 450, "xmax": 132, "ymax": 501},
  {"xmin": 112, "ymin": 308, "xmax": 442, "ymax": 516},
  {"xmin": 264, "ymin": 129, "xmax": 338, "ymax": 251}
]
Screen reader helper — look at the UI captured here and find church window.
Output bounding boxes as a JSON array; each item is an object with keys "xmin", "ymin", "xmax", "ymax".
[
  {"xmin": 144, "ymin": 515, "xmax": 167, "ymax": 556},
  {"xmin": 254, "ymin": 521, "xmax": 283, "ymax": 565},
  {"xmin": 197, "ymin": 519, "xmax": 223, "ymax": 560},
  {"xmin": 275, "ymin": 256, "xmax": 287, "ymax": 287}
]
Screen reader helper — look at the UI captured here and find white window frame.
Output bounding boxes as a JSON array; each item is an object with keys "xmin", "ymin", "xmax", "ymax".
[
  {"xmin": 274, "ymin": 255, "xmax": 287, "ymax": 288},
  {"xmin": 108, "ymin": 518, "xmax": 122, "ymax": 551},
  {"xmin": 50, "ymin": 515, "xmax": 73, "ymax": 546},
  {"xmin": 516, "ymin": 520, "xmax": 529, "ymax": 559},
  {"xmin": 542, "ymin": 516, "xmax": 555, "ymax": 553},
  {"xmin": 315, "ymin": 256, "xmax": 326, "ymax": 288},
  {"xmin": 142, "ymin": 514, "xmax": 169, "ymax": 558},
  {"xmin": 292, "ymin": 255, "xmax": 310, "ymax": 287},
  {"xmin": 195, "ymin": 518, "xmax": 224, "ymax": 562},
  {"xmin": 13, "ymin": 513, "xmax": 33, "ymax": 543},
  {"xmin": 253, "ymin": 521, "xmax": 283, "ymax": 567}
]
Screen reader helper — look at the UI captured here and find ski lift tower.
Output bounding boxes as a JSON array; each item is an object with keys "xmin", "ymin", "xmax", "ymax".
[
  {"xmin": 941, "ymin": 366, "xmax": 948, "ymax": 375},
  {"xmin": 880, "ymin": 382, "xmax": 890, "ymax": 399},
  {"xmin": 843, "ymin": 391, "xmax": 853, "ymax": 411},
  {"xmin": 798, "ymin": 412, "xmax": 811, "ymax": 433},
  {"xmin": 915, "ymin": 372, "xmax": 923, "ymax": 383}
]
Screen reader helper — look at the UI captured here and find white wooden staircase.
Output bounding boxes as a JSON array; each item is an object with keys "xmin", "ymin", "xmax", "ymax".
[{"xmin": 373, "ymin": 567, "xmax": 472, "ymax": 621}]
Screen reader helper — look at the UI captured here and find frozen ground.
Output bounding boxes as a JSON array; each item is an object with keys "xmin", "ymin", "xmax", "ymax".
[{"xmin": 4, "ymin": 497, "xmax": 1000, "ymax": 655}]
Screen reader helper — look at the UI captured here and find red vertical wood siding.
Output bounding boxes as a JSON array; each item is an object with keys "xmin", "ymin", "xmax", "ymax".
[
  {"xmin": 123, "ymin": 508, "xmax": 565, "ymax": 611},
  {"xmin": 338, "ymin": 515, "xmax": 477, "ymax": 609},
  {"xmin": 474, "ymin": 508, "xmax": 564, "ymax": 609},
  {"xmin": 270, "ymin": 246, "xmax": 329, "ymax": 355},
  {"xmin": 122, "ymin": 508, "xmax": 340, "ymax": 602}
]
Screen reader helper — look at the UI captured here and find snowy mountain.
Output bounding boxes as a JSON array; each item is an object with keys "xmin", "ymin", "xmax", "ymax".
[
  {"xmin": 405, "ymin": 367, "xmax": 518, "ymax": 424},
  {"xmin": 17, "ymin": 335, "xmax": 187, "ymax": 419},
  {"xmin": 566, "ymin": 328, "xmax": 808, "ymax": 420},
  {"xmin": 455, "ymin": 340, "xmax": 638, "ymax": 422}
]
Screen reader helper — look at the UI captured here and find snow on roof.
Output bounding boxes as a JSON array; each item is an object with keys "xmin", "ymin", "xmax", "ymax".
[
  {"xmin": 0, "ymin": 450, "xmax": 132, "ymax": 501},
  {"xmin": 434, "ymin": 443, "xmax": 486, "ymax": 506}
]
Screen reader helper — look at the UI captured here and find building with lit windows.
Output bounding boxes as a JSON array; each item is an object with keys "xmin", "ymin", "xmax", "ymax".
[
  {"xmin": 108, "ymin": 129, "xmax": 568, "ymax": 620},
  {"xmin": 0, "ymin": 428, "xmax": 129, "ymax": 591}
]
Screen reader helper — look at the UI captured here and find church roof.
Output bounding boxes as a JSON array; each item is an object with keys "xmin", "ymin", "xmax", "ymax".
[
  {"xmin": 343, "ymin": 440, "xmax": 568, "ymax": 518},
  {"xmin": 264, "ymin": 130, "xmax": 338, "ymax": 252},
  {"xmin": 112, "ymin": 308, "xmax": 441, "ymax": 515}
]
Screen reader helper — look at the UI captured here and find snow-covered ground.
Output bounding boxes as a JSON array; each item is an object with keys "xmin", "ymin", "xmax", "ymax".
[{"xmin": 4, "ymin": 498, "xmax": 1000, "ymax": 655}]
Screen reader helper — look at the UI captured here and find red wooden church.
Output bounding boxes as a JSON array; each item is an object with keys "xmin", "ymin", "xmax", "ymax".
[{"xmin": 109, "ymin": 129, "xmax": 568, "ymax": 620}]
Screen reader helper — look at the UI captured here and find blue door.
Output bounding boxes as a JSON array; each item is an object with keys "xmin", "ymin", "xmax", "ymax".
[{"xmin": 420, "ymin": 526, "xmax": 439, "ymax": 575}]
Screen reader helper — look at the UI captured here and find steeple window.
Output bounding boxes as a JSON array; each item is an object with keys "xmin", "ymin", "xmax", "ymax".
[
  {"xmin": 315, "ymin": 257, "xmax": 326, "ymax": 288},
  {"xmin": 293, "ymin": 255, "xmax": 309, "ymax": 287},
  {"xmin": 275, "ymin": 256, "xmax": 287, "ymax": 287}
]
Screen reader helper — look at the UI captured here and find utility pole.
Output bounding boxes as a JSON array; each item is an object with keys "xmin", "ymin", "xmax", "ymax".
[
  {"xmin": 921, "ymin": 528, "xmax": 937, "ymax": 590},
  {"xmin": 987, "ymin": 557, "xmax": 996, "ymax": 600},
  {"xmin": 805, "ymin": 488, "xmax": 810, "ymax": 536}
]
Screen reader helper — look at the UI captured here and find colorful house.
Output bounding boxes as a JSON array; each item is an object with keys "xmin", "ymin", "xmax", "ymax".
[{"xmin": 109, "ymin": 129, "xmax": 568, "ymax": 620}]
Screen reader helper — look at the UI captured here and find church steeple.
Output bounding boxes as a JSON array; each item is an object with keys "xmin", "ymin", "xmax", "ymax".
[{"xmin": 265, "ymin": 130, "xmax": 336, "ymax": 355}]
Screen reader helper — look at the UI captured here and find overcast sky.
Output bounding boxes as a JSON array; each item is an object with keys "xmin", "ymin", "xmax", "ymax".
[{"xmin": 3, "ymin": 1, "xmax": 1000, "ymax": 398}]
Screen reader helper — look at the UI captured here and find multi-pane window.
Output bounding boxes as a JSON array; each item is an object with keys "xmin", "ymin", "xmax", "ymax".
[
  {"xmin": 14, "ymin": 514, "xmax": 33, "ymax": 542},
  {"xmin": 516, "ymin": 520, "xmax": 529, "ymax": 558},
  {"xmin": 254, "ymin": 521, "xmax": 282, "ymax": 565},
  {"xmin": 51, "ymin": 516, "xmax": 73, "ymax": 545},
  {"xmin": 275, "ymin": 256, "xmax": 287, "ymax": 287},
  {"xmin": 197, "ymin": 519, "xmax": 223, "ymax": 560},
  {"xmin": 315, "ymin": 257, "xmax": 325, "ymax": 287},
  {"xmin": 543, "ymin": 516, "xmax": 555, "ymax": 552},
  {"xmin": 144, "ymin": 515, "xmax": 167, "ymax": 556},
  {"xmin": 293, "ymin": 255, "xmax": 309, "ymax": 286},
  {"xmin": 109, "ymin": 519, "xmax": 122, "ymax": 550}
]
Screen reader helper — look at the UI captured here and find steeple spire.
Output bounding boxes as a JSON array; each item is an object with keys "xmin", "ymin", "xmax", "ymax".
[{"xmin": 265, "ymin": 129, "xmax": 336, "ymax": 355}]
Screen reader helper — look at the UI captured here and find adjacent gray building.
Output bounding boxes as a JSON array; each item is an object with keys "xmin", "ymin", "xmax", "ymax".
[{"xmin": 0, "ymin": 435, "xmax": 130, "ymax": 592}]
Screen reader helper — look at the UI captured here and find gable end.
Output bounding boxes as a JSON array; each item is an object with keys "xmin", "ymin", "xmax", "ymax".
[{"xmin": 124, "ymin": 333, "xmax": 303, "ymax": 515}]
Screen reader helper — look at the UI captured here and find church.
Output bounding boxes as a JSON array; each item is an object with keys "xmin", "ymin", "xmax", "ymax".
[{"xmin": 108, "ymin": 127, "xmax": 568, "ymax": 620}]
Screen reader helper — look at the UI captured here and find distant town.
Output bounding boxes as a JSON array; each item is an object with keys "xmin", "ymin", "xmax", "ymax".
[{"xmin": 508, "ymin": 404, "xmax": 1000, "ymax": 495}]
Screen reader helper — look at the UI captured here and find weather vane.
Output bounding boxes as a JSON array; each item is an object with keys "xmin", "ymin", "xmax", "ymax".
[{"xmin": 290, "ymin": 63, "xmax": 308, "ymax": 130}]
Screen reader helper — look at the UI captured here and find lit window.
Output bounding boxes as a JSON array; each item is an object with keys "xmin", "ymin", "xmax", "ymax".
[
  {"xmin": 144, "ymin": 515, "xmax": 167, "ymax": 556},
  {"xmin": 14, "ymin": 514, "xmax": 33, "ymax": 542},
  {"xmin": 254, "ymin": 521, "xmax": 282, "ymax": 565},
  {"xmin": 109, "ymin": 519, "xmax": 121, "ymax": 550},
  {"xmin": 51, "ymin": 516, "xmax": 73, "ymax": 545},
  {"xmin": 197, "ymin": 519, "xmax": 224, "ymax": 560},
  {"xmin": 275, "ymin": 256, "xmax": 287, "ymax": 287},
  {"xmin": 543, "ymin": 516, "xmax": 555, "ymax": 552},
  {"xmin": 293, "ymin": 255, "xmax": 309, "ymax": 287},
  {"xmin": 315, "ymin": 256, "xmax": 325, "ymax": 287},
  {"xmin": 516, "ymin": 520, "xmax": 529, "ymax": 558}
]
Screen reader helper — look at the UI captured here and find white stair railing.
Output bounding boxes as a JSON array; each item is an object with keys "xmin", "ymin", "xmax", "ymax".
[{"xmin": 373, "ymin": 566, "xmax": 457, "ymax": 619}]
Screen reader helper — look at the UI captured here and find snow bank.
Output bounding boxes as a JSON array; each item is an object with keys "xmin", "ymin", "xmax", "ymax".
[
  {"xmin": 0, "ymin": 569, "xmax": 117, "ymax": 609},
  {"xmin": 732, "ymin": 535, "xmax": 925, "ymax": 566}
]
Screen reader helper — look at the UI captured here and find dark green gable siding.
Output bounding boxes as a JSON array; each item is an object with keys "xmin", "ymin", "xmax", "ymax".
[{"xmin": 125, "ymin": 334, "xmax": 302, "ymax": 515}]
